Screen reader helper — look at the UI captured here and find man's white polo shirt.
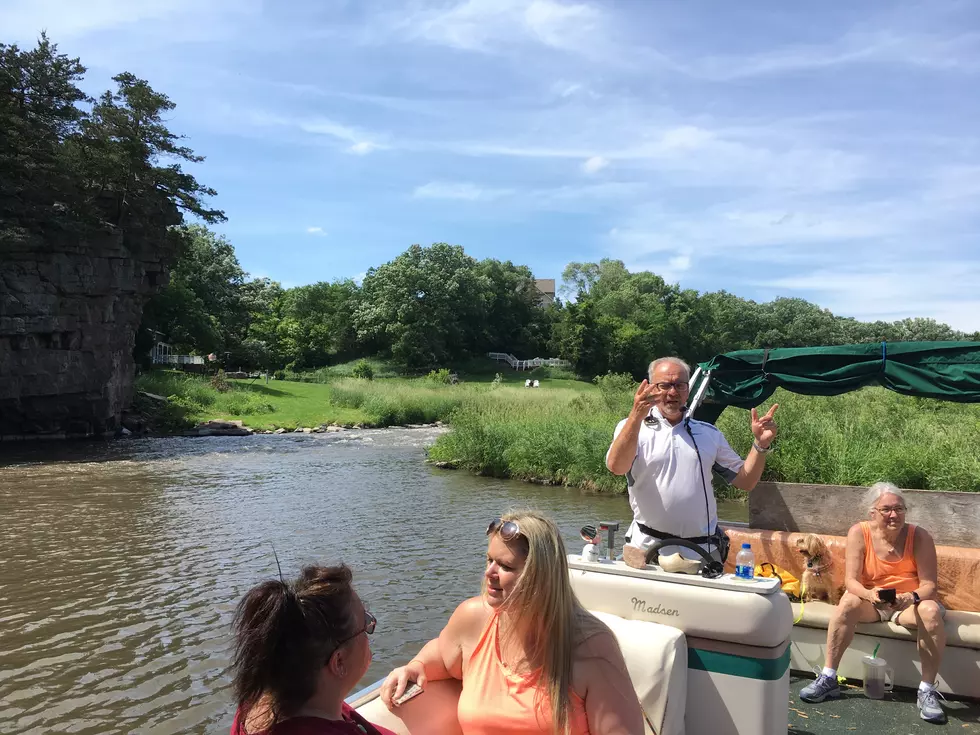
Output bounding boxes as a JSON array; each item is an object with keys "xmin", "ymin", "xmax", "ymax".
[{"xmin": 606, "ymin": 407, "xmax": 744, "ymax": 558}]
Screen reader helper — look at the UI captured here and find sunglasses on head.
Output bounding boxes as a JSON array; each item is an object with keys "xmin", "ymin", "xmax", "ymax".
[{"xmin": 487, "ymin": 518, "xmax": 521, "ymax": 541}]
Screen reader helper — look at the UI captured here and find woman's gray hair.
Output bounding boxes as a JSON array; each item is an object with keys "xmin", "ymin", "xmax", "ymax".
[
  {"xmin": 648, "ymin": 357, "xmax": 691, "ymax": 381},
  {"xmin": 863, "ymin": 481, "xmax": 907, "ymax": 512}
]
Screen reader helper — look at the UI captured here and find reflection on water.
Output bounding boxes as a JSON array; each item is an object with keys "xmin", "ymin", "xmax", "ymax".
[{"xmin": 0, "ymin": 429, "xmax": 746, "ymax": 734}]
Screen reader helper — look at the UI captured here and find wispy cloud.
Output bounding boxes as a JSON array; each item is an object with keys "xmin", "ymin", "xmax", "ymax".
[
  {"xmin": 306, "ymin": 226, "xmax": 326, "ymax": 236},
  {"xmin": 389, "ymin": 0, "xmax": 603, "ymax": 55},
  {"xmin": 682, "ymin": 30, "xmax": 980, "ymax": 81},
  {"xmin": 413, "ymin": 181, "xmax": 511, "ymax": 201}
]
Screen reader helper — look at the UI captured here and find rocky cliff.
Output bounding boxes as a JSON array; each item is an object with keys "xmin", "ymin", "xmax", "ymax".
[{"xmin": 1, "ymin": 228, "xmax": 177, "ymax": 439}]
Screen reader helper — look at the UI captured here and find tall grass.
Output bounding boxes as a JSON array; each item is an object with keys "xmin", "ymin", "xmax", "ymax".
[
  {"xmin": 429, "ymin": 386, "xmax": 980, "ymax": 494},
  {"xmin": 716, "ymin": 389, "xmax": 980, "ymax": 492},
  {"xmin": 328, "ymin": 379, "xmax": 467, "ymax": 425}
]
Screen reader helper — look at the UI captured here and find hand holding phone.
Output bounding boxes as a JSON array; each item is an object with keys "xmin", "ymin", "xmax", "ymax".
[
  {"xmin": 877, "ymin": 587, "xmax": 897, "ymax": 604},
  {"xmin": 393, "ymin": 681, "xmax": 423, "ymax": 706}
]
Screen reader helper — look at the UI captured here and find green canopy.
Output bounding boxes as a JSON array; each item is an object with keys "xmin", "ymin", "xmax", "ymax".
[{"xmin": 693, "ymin": 341, "xmax": 980, "ymax": 423}]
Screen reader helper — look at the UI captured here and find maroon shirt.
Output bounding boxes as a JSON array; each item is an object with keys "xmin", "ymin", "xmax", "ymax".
[{"xmin": 230, "ymin": 703, "xmax": 398, "ymax": 735}]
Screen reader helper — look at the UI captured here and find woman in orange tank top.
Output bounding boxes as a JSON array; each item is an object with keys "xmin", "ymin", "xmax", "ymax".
[
  {"xmin": 378, "ymin": 511, "xmax": 644, "ymax": 734},
  {"xmin": 798, "ymin": 482, "xmax": 947, "ymax": 725}
]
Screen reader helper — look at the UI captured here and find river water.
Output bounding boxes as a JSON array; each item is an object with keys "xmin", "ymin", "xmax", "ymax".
[{"xmin": 0, "ymin": 428, "xmax": 747, "ymax": 734}]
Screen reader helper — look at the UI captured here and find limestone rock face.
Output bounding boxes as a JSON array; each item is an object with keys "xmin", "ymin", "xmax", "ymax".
[{"xmin": 0, "ymin": 229, "xmax": 177, "ymax": 438}]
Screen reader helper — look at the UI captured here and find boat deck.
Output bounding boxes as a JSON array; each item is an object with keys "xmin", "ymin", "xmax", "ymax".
[{"xmin": 789, "ymin": 675, "xmax": 980, "ymax": 733}]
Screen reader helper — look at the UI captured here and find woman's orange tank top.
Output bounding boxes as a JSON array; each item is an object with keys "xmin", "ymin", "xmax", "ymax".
[
  {"xmin": 456, "ymin": 610, "xmax": 591, "ymax": 735},
  {"xmin": 860, "ymin": 521, "xmax": 919, "ymax": 593}
]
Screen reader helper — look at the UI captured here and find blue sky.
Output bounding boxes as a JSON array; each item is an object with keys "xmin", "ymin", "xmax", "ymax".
[{"xmin": 4, "ymin": 0, "xmax": 980, "ymax": 331}]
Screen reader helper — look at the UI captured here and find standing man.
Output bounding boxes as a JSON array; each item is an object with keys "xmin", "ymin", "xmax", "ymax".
[{"xmin": 605, "ymin": 356, "xmax": 778, "ymax": 567}]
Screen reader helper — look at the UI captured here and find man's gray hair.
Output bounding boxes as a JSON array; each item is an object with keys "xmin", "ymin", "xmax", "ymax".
[
  {"xmin": 863, "ymin": 481, "xmax": 907, "ymax": 511},
  {"xmin": 648, "ymin": 357, "xmax": 691, "ymax": 381}
]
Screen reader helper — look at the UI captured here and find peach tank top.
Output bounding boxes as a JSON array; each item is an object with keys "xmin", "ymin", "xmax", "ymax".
[
  {"xmin": 860, "ymin": 521, "xmax": 919, "ymax": 593},
  {"xmin": 456, "ymin": 611, "xmax": 591, "ymax": 735}
]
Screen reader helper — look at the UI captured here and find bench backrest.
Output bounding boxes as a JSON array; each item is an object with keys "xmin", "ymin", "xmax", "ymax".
[{"xmin": 722, "ymin": 527, "xmax": 980, "ymax": 612}]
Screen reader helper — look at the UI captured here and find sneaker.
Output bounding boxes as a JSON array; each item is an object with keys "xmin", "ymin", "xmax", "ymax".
[
  {"xmin": 917, "ymin": 687, "xmax": 947, "ymax": 724},
  {"xmin": 800, "ymin": 674, "xmax": 841, "ymax": 703}
]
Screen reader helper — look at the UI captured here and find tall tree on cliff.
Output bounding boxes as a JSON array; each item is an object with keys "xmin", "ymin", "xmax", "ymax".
[
  {"xmin": 0, "ymin": 34, "xmax": 88, "ymax": 234},
  {"xmin": 1, "ymin": 36, "xmax": 224, "ymax": 235},
  {"xmin": 71, "ymin": 72, "xmax": 225, "ymax": 229}
]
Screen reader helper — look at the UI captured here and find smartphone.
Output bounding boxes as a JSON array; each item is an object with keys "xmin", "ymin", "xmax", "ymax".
[
  {"xmin": 393, "ymin": 681, "xmax": 423, "ymax": 706},
  {"xmin": 878, "ymin": 588, "xmax": 897, "ymax": 604}
]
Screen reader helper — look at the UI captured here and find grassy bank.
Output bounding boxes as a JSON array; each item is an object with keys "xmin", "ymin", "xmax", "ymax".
[
  {"xmin": 134, "ymin": 367, "xmax": 588, "ymax": 432},
  {"xmin": 136, "ymin": 370, "xmax": 980, "ymax": 494},
  {"xmin": 428, "ymin": 386, "xmax": 980, "ymax": 494}
]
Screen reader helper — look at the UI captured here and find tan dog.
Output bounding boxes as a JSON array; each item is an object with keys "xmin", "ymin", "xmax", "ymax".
[{"xmin": 796, "ymin": 533, "xmax": 840, "ymax": 605}]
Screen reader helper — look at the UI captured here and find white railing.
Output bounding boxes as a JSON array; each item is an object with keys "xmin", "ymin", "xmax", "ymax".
[
  {"xmin": 487, "ymin": 352, "xmax": 572, "ymax": 372},
  {"xmin": 152, "ymin": 354, "xmax": 205, "ymax": 365}
]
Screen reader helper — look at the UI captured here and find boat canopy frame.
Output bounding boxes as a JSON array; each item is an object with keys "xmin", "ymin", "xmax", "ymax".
[{"xmin": 688, "ymin": 341, "xmax": 980, "ymax": 424}]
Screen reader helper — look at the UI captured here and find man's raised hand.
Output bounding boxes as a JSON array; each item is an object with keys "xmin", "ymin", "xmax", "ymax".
[
  {"xmin": 631, "ymin": 379, "xmax": 659, "ymax": 417},
  {"xmin": 750, "ymin": 403, "xmax": 779, "ymax": 448}
]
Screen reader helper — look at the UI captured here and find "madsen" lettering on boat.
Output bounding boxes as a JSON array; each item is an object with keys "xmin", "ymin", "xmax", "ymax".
[{"xmin": 631, "ymin": 596, "xmax": 679, "ymax": 617}]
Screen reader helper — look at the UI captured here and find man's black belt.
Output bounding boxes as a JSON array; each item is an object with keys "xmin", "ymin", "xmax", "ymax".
[{"xmin": 636, "ymin": 522, "xmax": 720, "ymax": 545}]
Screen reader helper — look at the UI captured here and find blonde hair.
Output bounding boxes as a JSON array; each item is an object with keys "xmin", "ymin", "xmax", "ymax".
[
  {"xmin": 648, "ymin": 356, "xmax": 691, "ymax": 382},
  {"xmin": 487, "ymin": 510, "xmax": 603, "ymax": 734}
]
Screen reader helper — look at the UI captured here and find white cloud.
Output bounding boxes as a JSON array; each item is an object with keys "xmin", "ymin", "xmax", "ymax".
[
  {"xmin": 581, "ymin": 155, "xmax": 608, "ymax": 174},
  {"xmin": 392, "ymin": 0, "xmax": 603, "ymax": 55},
  {"xmin": 413, "ymin": 181, "xmax": 511, "ymax": 201},
  {"xmin": 348, "ymin": 141, "xmax": 380, "ymax": 155},
  {"xmin": 306, "ymin": 226, "xmax": 326, "ymax": 236},
  {"xmin": 299, "ymin": 118, "xmax": 385, "ymax": 154},
  {"xmin": 682, "ymin": 30, "xmax": 980, "ymax": 81}
]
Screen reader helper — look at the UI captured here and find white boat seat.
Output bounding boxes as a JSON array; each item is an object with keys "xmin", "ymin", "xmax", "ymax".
[
  {"xmin": 590, "ymin": 610, "xmax": 687, "ymax": 735},
  {"xmin": 792, "ymin": 602, "xmax": 980, "ymax": 648}
]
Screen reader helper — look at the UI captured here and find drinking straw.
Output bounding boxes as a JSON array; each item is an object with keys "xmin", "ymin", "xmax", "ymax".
[{"xmin": 872, "ymin": 642, "xmax": 881, "ymax": 659}]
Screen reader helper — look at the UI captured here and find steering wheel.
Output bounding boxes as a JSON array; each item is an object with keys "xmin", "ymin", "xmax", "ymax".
[{"xmin": 646, "ymin": 538, "xmax": 725, "ymax": 579}]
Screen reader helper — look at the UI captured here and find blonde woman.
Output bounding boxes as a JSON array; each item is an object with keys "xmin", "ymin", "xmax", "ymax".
[{"xmin": 380, "ymin": 511, "xmax": 643, "ymax": 734}]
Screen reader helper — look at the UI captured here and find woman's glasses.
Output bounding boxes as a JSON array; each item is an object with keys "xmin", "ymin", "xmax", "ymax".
[
  {"xmin": 874, "ymin": 505, "xmax": 906, "ymax": 516},
  {"xmin": 329, "ymin": 610, "xmax": 377, "ymax": 660},
  {"xmin": 487, "ymin": 518, "xmax": 521, "ymax": 541}
]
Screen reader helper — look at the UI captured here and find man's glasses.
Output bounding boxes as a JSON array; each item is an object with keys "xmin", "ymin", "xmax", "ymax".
[
  {"xmin": 653, "ymin": 381, "xmax": 689, "ymax": 392},
  {"xmin": 874, "ymin": 506, "xmax": 906, "ymax": 516},
  {"xmin": 487, "ymin": 518, "xmax": 521, "ymax": 541}
]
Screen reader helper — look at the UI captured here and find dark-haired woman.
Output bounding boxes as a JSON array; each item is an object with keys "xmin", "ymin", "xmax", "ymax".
[{"xmin": 230, "ymin": 564, "xmax": 397, "ymax": 735}]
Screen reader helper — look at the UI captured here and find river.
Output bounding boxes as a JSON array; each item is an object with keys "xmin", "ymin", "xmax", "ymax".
[{"xmin": 0, "ymin": 428, "xmax": 747, "ymax": 734}]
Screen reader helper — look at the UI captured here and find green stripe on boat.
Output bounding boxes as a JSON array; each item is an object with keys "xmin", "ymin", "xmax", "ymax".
[{"xmin": 688, "ymin": 646, "xmax": 790, "ymax": 681}]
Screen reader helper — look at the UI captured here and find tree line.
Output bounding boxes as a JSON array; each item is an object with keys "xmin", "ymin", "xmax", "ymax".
[{"xmin": 140, "ymin": 226, "xmax": 977, "ymax": 378}]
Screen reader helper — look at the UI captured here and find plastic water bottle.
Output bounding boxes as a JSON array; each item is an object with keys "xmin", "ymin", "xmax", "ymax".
[{"xmin": 735, "ymin": 543, "xmax": 755, "ymax": 579}]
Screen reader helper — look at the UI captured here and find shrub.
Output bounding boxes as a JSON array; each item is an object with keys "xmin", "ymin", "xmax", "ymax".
[
  {"xmin": 425, "ymin": 368, "xmax": 454, "ymax": 384},
  {"xmin": 223, "ymin": 391, "xmax": 275, "ymax": 416},
  {"xmin": 529, "ymin": 365, "xmax": 578, "ymax": 381},
  {"xmin": 273, "ymin": 369, "xmax": 286, "ymax": 381},
  {"xmin": 210, "ymin": 369, "xmax": 231, "ymax": 392},
  {"xmin": 592, "ymin": 371, "xmax": 636, "ymax": 414},
  {"xmin": 351, "ymin": 359, "xmax": 375, "ymax": 380}
]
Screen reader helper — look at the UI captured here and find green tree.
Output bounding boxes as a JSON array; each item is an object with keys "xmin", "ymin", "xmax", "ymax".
[
  {"xmin": 73, "ymin": 72, "xmax": 224, "ymax": 228},
  {"xmin": 356, "ymin": 243, "xmax": 492, "ymax": 369},
  {"xmin": 140, "ymin": 225, "xmax": 246, "ymax": 353},
  {"xmin": 278, "ymin": 280, "xmax": 361, "ymax": 369},
  {"xmin": 0, "ymin": 34, "xmax": 88, "ymax": 233}
]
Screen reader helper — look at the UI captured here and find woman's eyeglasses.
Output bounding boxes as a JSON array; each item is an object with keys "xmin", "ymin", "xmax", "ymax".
[
  {"xmin": 487, "ymin": 518, "xmax": 521, "ymax": 541},
  {"xmin": 874, "ymin": 505, "xmax": 906, "ymax": 516},
  {"xmin": 329, "ymin": 610, "xmax": 377, "ymax": 660}
]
